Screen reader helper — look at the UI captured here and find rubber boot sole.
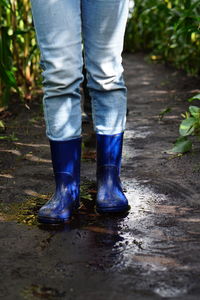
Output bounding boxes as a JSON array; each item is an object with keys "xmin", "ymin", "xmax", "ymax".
[
  {"xmin": 37, "ymin": 216, "xmax": 70, "ymax": 224},
  {"xmin": 96, "ymin": 204, "xmax": 131, "ymax": 214}
]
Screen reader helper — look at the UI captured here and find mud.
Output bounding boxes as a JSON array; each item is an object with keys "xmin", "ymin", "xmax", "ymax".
[{"xmin": 0, "ymin": 53, "xmax": 200, "ymax": 299}]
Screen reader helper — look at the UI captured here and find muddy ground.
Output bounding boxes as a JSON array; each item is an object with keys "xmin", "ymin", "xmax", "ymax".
[{"xmin": 0, "ymin": 53, "xmax": 200, "ymax": 299}]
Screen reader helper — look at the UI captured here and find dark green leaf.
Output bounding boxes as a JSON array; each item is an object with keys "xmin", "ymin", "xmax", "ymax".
[{"xmin": 171, "ymin": 137, "xmax": 192, "ymax": 153}]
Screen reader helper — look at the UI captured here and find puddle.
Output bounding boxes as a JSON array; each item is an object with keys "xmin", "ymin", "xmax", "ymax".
[
  {"xmin": 125, "ymin": 127, "xmax": 152, "ymax": 139},
  {"xmin": 154, "ymin": 284, "xmax": 187, "ymax": 298}
]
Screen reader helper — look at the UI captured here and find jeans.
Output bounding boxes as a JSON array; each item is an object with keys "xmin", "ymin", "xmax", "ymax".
[{"xmin": 30, "ymin": 0, "xmax": 129, "ymax": 141}]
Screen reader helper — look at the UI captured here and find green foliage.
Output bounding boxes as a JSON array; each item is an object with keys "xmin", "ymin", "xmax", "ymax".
[
  {"xmin": 171, "ymin": 94, "xmax": 200, "ymax": 153},
  {"xmin": 125, "ymin": 0, "xmax": 200, "ymax": 75},
  {"xmin": 0, "ymin": 0, "xmax": 41, "ymax": 107},
  {"xmin": 188, "ymin": 93, "xmax": 200, "ymax": 102},
  {"xmin": 158, "ymin": 106, "xmax": 172, "ymax": 120},
  {"xmin": 0, "ymin": 119, "xmax": 5, "ymax": 129},
  {"xmin": 171, "ymin": 136, "xmax": 192, "ymax": 153},
  {"xmin": 0, "ymin": 131, "xmax": 18, "ymax": 141}
]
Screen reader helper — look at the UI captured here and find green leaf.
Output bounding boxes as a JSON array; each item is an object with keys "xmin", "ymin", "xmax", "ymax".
[
  {"xmin": 0, "ymin": 120, "xmax": 5, "ymax": 129},
  {"xmin": 189, "ymin": 106, "xmax": 200, "ymax": 118},
  {"xmin": 179, "ymin": 117, "xmax": 196, "ymax": 136},
  {"xmin": 188, "ymin": 94, "xmax": 200, "ymax": 102},
  {"xmin": 171, "ymin": 137, "xmax": 192, "ymax": 153},
  {"xmin": 159, "ymin": 107, "xmax": 172, "ymax": 120},
  {"xmin": 5, "ymin": 69, "xmax": 17, "ymax": 88},
  {"xmin": 0, "ymin": 135, "xmax": 18, "ymax": 141}
]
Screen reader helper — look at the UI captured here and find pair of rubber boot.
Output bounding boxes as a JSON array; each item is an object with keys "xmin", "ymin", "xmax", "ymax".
[{"xmin": 38, "ymin": 133, "xmax": 129, "ymax": 224}]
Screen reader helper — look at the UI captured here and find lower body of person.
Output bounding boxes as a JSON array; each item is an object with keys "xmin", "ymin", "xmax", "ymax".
[{"xmin": 30, "ymin": 0, "xmax": 130, "ymax": 224}]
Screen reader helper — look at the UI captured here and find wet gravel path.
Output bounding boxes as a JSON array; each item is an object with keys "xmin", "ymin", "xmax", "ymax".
[{"xmin": 0, "ymin": 53, "xmax": 200, "ymax": 299}]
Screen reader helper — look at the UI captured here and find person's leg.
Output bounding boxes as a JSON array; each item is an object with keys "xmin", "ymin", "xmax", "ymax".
[
  {"xmin": 30, "ymin": 0, "xmax": 83, "ymax": 141},
  {"xmin": 82, "ymin": 0, "xmax": 130, "ymax": 213},
  {"xmin": 30, "ymin": 0, "xmax": 83, "ymax": 223},
  {"xmin": 81, "ymin": 0, "xmax": 129, "ymax": 134}
]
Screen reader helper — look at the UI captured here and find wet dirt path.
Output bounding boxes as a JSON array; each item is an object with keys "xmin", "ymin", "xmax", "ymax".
[{"xmin": 0, "ymin": 53, "xmax": 200, "ymax": 299}]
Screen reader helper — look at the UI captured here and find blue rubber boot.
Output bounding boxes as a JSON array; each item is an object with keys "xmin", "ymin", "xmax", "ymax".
[
  {"xmin": 96, "ymin": 133, "xmax": 130, "ymax": 213},
  {"xmin": 38, "ymin": 138, "xmax": 81, "ymax": 224}
]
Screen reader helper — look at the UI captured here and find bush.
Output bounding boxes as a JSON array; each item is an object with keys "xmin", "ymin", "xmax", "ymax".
[
  {"xmin": 125, "ymin": 0, "xmax": 200, "ymax": 75},
  {"xmin": 0, "ymin": 0, "xmax": 41, "ymax": 107}
]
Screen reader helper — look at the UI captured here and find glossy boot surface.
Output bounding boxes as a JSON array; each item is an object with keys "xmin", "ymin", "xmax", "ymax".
[
  {"xmin": 38, "ymin": 138, "xmax": 81, "ymax": 224},
  {"xmin": 96, "ymin": 133, "xmax": 130, "ymax": 213}
]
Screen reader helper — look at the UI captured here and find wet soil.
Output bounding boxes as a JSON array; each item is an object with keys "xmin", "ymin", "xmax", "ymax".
[{"xmin": 0, "ymin": 53, "xmax": 200, "ymax": 299}]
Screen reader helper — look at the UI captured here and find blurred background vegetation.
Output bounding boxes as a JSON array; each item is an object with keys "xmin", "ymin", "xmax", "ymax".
[
  {"xmin": 0, "ymin": 0, "xmax": 41, "ymax": 108},
  {"xmin": 125, "ymin": 0, "xmax": 200, "ymax": 74},
  {"xmin": 0, "ymin": 0, "xmax": 200, "ymax": 108}
]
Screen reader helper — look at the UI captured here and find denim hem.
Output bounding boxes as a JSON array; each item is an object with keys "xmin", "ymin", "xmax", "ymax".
[{"xmin": 48, "ymin": 135, "xmax": 82, "ymax": 142}]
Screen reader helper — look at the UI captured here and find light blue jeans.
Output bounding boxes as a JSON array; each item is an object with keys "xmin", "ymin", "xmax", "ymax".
[{"xmin": 30, "ymin": 0, "xmax": 129, "ymax": 141}]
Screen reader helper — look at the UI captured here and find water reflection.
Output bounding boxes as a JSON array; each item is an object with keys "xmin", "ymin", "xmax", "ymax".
[
  {"xmin": 37, "ymin": 178, "xmax": 168, "ymax": 272},
  {"xmin": 18, "ymin": 175, "xmax": 197, "ymax": 298}
]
